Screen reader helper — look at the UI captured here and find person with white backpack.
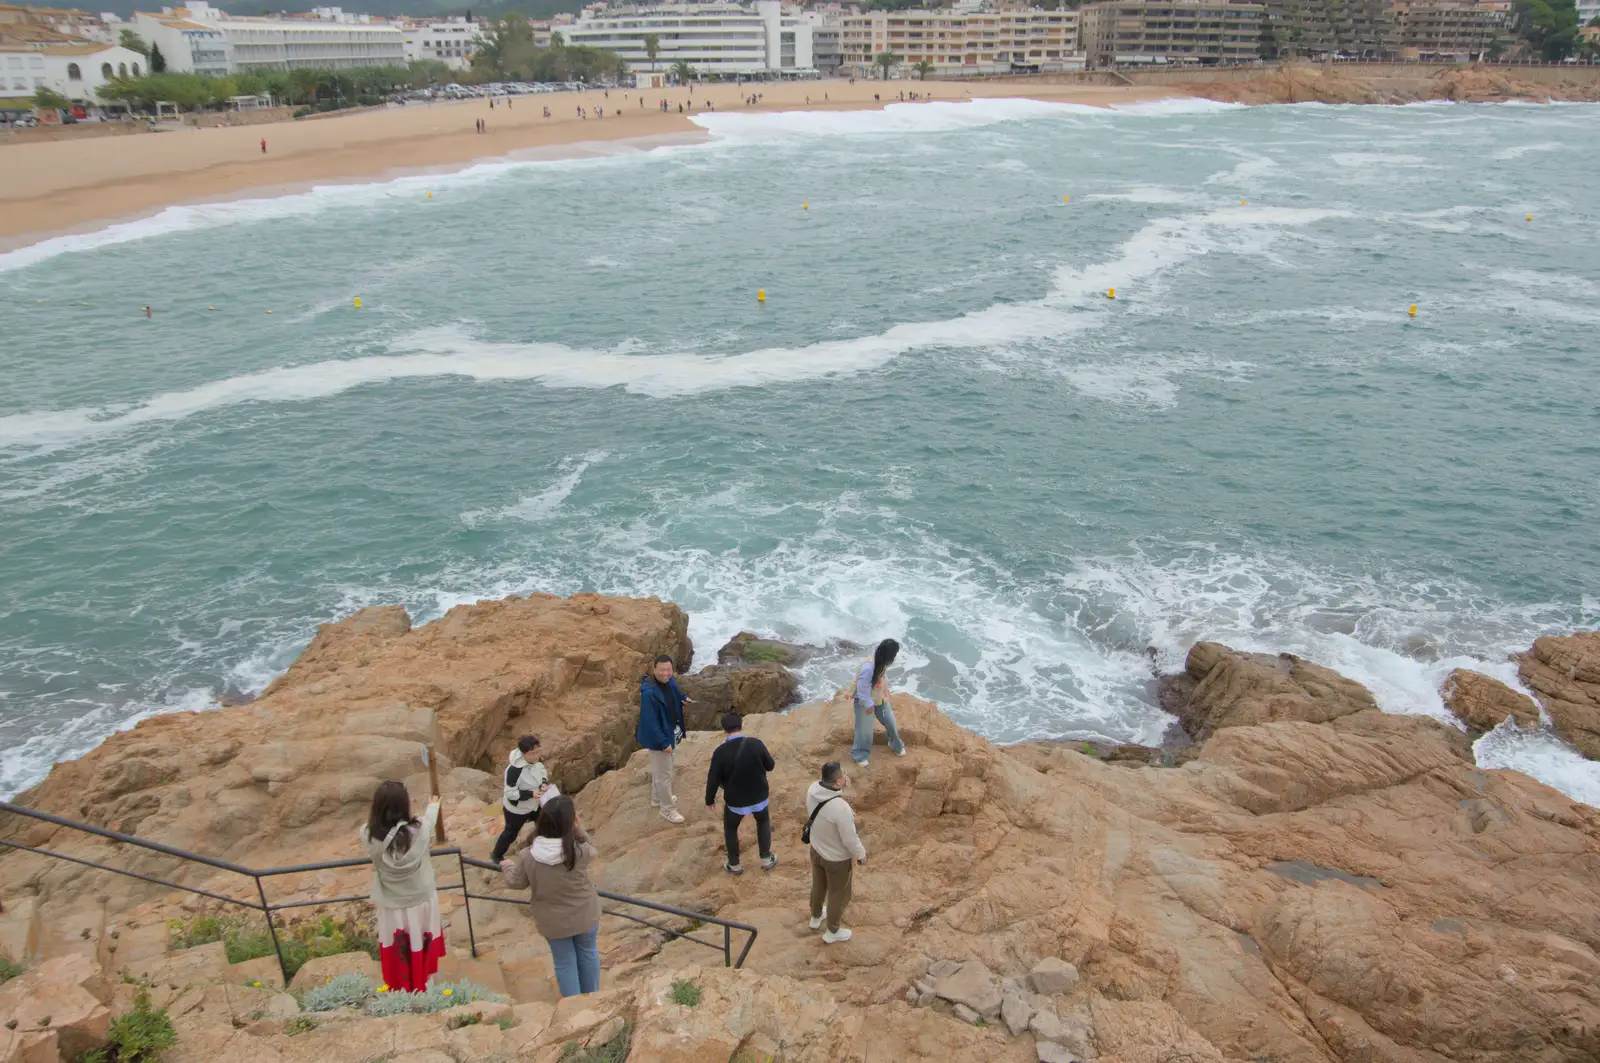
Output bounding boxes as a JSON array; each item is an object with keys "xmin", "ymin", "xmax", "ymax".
[{"xmin": 851, "ymin": 638, "xmax": 907, "ymax": 766}]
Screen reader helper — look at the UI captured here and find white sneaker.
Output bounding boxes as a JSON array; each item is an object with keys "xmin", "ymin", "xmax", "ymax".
[
  {"xmin": 894, "ymin": 747, "xmax": 907, "ymax": 757},
  {"xmin": 822, "ymin": 927, "xmax": 853, "ymax": 944},
  {"xmin": 809, "ymin": 906, "xmax": 827, "ymax": 930},
  {"xmin": 660, "ymin": 808, "xmax": 685, "ymax": 824}
]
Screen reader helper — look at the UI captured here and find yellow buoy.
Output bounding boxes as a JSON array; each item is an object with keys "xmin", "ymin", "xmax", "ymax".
[
  {"xmin": 208, "ymin": 306, "xmax": 216, "ymax": 311},
  {"xmin": 758, "ymin": 289, "xmax": 766, "ymax": 303},
  {"xmin": 1525, "ymin": 214, "xmax": 1532, "ymax": 222},
  {"xmin": 354, "ymin": 297, "xmax": 362, "ymax": 309},
  {"xmin": 1106, "ymin": 287, "xmax": 1116, "ymax": 299},
  {"xmin": 803, "ymin": 202, "xmax": 809, "ymax": 210},
  {"xmin": 1241, "ymin": 199, "xmax": 1247, "ymax": 206},
  {"xmin": 1408, "ymin": 304, "xmax": 1417, "ymax": 317},
  {"xmin": 1063, "ymin": 194, "xmax": 1070, "ymax": 202},
  {"xmin": 267, "ymin": 310, "xmax": 273, "ymax": 314},
  {"xmin": 428, "ymin": 192, "xmax": 433, "ymax": 199},
  {"xmin": 81, "ymin": 302, "xmax": 89, "ymax": 306}
]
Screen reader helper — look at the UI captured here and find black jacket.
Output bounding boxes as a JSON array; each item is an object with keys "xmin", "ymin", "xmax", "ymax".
[{"xmin": 705, "ymin": 734, "xmax": 775, "ymax": 810}]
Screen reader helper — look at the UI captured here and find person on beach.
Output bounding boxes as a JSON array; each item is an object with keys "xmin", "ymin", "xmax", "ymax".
[
  {"xmin": 491, "ymin": 735, "xmax": 549, "ymax": 864},
  {"xmin": 806, "ymin": 761, "xmax": 865, "ymax": 943},
  {"xmin": 705, "ymin": 711, "xmax": 777, "ymax": 874},
  {"xmin": 638, "ymin": 654, "xmax": 690, "ymax": 823},
  {"xmin": 260, "ymin": 137, "xmax": 267, "ymax": 154},
  {"xmin": 852, "ymin": 639, "xmax": 907, "ymax": 766},
  {"xmin": 362, "ymin": 781, "xmax": 445, "ymax": 991},
  {"xmin": 500, "ymin": 795, "xmax": 601, "ymax": 997}
]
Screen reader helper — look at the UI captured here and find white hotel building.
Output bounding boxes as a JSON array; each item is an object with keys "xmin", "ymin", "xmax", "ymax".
[
  {"xmin": 564, "ymin": 1, "xmax": 814, "ymax": 79},
  {"xmin": 137, "ymin": 2, "xmax": 404, "ymax": 71},
  {"xmin": 398, "ymin": 18, "xmax": 482, "ymax": 71}
]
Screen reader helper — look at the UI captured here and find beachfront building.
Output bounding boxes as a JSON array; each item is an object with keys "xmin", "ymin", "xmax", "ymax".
[
  {"xmin": 131, "ymin": 10, "xmax": 230, "ymax": 75},
  {"xmin": 840, "ymin": 7, "xmax": 1083, "ymax": 77},
  {"xmin": 1580, "ymin": 0, "xmax": 1600, "ymax": 25},
  {"xmin": 564, "ymin": 2, "xmax": 815, "ymax": 77},
  {"xmin": 1078, "ymin": 0, "xmax": 1263, "ymax": 67},
  {"xmin": 1258, "ymin": 0, "xmax": 1392, "ymax": 57},
  {"xmin": 0, "ymin": 4, "xmax": 113, "ymax": 45},
  {"xmin": 397, "ymin": 17, "xmax": 482, "ymax": 71},
  {"xmin": 0, "ymin": 40, "xmax": 146, "ymax": 102},
  {"xmin": 147, "ymin": 1, "xmax": 405, "ymax": 71},
  {"xmin": 798, "ymin": 6, "xmax": 844, "ymax": 75},
  {"xmin": 1386, "ymin": 0, "xmax": 1508, "ymax": 59}
]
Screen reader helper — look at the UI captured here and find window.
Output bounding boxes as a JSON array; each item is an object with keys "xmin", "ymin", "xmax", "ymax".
[
  {"xmin": 68, "ymin": 62, "xmax": 81, "ymax": 79},
  {"xmin": 30, "ymin": 55, "xmax": 44, "ymax": 68},
  {"xmin": 118, "ymin": 62, "xmax": 127, "ymax": 76},
  {"xmin": 131, "ymin": 62, "xmax": 141, "ymax": 76},
  {"xmin": 102, "ymin": 62, "xmax": 112, "ymax": 77}
]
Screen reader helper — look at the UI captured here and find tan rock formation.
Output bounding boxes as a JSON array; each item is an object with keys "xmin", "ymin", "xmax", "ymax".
[
  {"xmin": 0, "ymin": 954, "xmax": 111, "ymax": 1063},
  {"xmin": 1184, "ymin": 63, "xmax": 1600, "ymax": 106},
  {"xmin": 1439, "ymin": 669, "xmax": 1541, "ymax": 733},
  {"xmin": 1517, "ymin": 632, "xmax": 1600, "ymax": 760},
  {"xmin": 677, "ymin": 661, "xmax": 800, "ymax": 731},
  {"xmin": 3, "ymin": 596, "xmax": 1599, "ymax": 1063}
]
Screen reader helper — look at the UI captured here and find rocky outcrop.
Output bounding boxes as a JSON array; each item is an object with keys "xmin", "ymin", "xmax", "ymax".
[
  {"xmin": 1439, "ymin": 669, "xmax": 1541, "ymax": 734},
  {"xmin": 4, "ymin": 597, "xmax": 1600, "ymax": 1063},
  {"xmin": 0, "ymin": 954, "xmax": 111, "ymax": 1063},
  {"xmin": 1186, "ymin": 64, "xmax": 1600, "ymax": 106},
  {"xmin": 677, "ymin": 662, "xmax": 799, "ymax": 731},
  {"xmin": 1, "ymin": 593, "xmax": 693, "ymax": 901},
  {"xmin": 1517, "ymin": 632, "xmax": 1600, "ymax": 760},
  {"xmin": 1159, "ymin": 641, "xmax": 1377, "ymax": 741},
  {"xmin": 715, "ymin": 631, "xmax": 822, "ymax": 667}
]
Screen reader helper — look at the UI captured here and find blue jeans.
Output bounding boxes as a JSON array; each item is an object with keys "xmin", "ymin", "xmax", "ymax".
[
  {"xmin": 547, "ymin": 923, "xmax": 600, "ymax": 997},
  {"xmin": 851, "ymin": 697, "xmax": 904, "ymax": 763}
]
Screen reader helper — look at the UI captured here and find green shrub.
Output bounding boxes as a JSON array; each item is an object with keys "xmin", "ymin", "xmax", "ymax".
[
  {"xmin": 170, "ymin": 914, "xmax": 378, "ymax": 980},
  {"xmin": 300, "ymin": 972, "xmax": 376, "ymax": 1013},
  {"xmin": 670, "ymin": 979, "xmax": 701, "ymax": 1008},
  {"xmin": 79, "ymin": 990, "xmax": 176, "ymax": 1062},
  {"xmin": 362, "ymin": 979, "xmax": 507, "ymax": 1017},
  {"xmin": 741, "ymin": 643, "xmax": 787, "ymax": 662},
  {"xmin": 285, "ymin": 1016, "xmax": 317, "ymax": 1036},
  {"xmin": 559, "ymin": 1022, "xmax": 631, "ymax": 1063},
  {"xmin": 446, "ymin": 1012, "xmax": 481, "ymax": 1030},
  {"xmin": 0, "ymin": 956, "xmax": 23, "ymax": 985}
]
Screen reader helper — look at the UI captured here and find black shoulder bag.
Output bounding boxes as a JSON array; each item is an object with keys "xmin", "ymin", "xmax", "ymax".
[{"xmin": 801, "ymin": 796, "xmax": 838, "ymax": 844}]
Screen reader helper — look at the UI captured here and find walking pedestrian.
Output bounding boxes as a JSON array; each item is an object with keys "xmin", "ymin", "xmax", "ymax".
[
  {"xmin": 260, "ymin": 137, "xmax": 267, "ymax": 154},
  {"xmin": 805, "ymin": 761, "xmax": 865, "ymax": 943},
  {"xmin": 490, "ymin": 735, "xmax": 549, "ymax": 864},
  {"xmin": 851, "ymin": 639, "xmax": 907, "ymax": 766},
  {"xmin": 499, "ymin": 795, "xmax": 601, "ymax": 997},
  {"xmin": 705, "ymin": 712, "xmax": 776, "ymax": 874},
  {"xmin": 637, "ymin": 654, "xmax": 689, "ymax": 823},
  {"xmin": 362, "ymin": 781, "xmax": 445, "ymax": 991}
]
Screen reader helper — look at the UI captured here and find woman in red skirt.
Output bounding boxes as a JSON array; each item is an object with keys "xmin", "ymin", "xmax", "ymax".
[{"xmin": 361, "ymin": 781, "xmax": 445, "ymax": 991}]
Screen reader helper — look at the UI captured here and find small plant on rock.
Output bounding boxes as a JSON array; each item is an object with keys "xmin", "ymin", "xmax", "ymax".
[
  {"xmin": 0, "ymin": 956, "xmax": 23, "ymax": 985},
  {"xmin": 362, "ymin": 979, "xmax": 508, "ymax": 1017},
  {"xmin": 300, "ymin": 972, "xmax": 377, "ymax": 1012},
  {"xmin": 558, "ymin": 1022, "xmax": 631, "ymax": 1063},
  {"xmin": 285, "ymin": 1016, "xmax": 318, "ymax": 1036},
  {"xmin": 670, "ymin": 979, "xmax": 701, "ymax": 1008},
  {"xmin": 79, "ymin": 990, "xmax": 177, "ymax": 1062},
  {"xmin": 445, "ymin": 1012, "xmax": 481, "ymax": 1030}
]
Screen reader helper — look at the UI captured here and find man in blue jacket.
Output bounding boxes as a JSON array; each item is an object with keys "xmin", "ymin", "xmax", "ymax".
[{"xmin": 638, "ymin": 654, "xmax": 689, "ymax": 824}]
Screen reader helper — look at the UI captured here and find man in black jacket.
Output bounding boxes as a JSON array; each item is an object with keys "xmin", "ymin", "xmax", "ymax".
[{"xmin": 705, "ymin": 712, "xmax": 777, "ymax": 874}]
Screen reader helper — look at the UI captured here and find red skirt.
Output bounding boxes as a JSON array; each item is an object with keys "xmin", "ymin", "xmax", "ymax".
[{"xmin": 376, "ymin": 895, "xmax": 445, "ymax": 992}]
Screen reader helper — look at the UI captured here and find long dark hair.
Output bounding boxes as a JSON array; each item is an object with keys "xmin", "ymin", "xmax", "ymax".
[
  {"xmin": 536, "ymin": 795, "xmax": 580, "ymax": 871},
  {"xmin": 871, "ymin": 638, "xmax": 900, "ymax": 687},
  {"xmin": 367, "ymin": 780, "xmax": 419, "ymax": 855}
]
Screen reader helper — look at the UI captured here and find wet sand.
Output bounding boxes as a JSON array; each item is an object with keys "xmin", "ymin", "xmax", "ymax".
[{"xmin": 0, "ymin": 78, "xmax": 1177, "ymax": 247}]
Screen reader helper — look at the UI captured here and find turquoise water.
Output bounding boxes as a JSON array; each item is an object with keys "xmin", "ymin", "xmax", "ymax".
[{"xmin": 3, "ymin": 97, "xmax": 1598, "ymax": 802}]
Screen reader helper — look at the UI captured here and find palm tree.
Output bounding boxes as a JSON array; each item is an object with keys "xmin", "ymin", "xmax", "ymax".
[
  {"xmin": 670, "ymin": 58, "xmax": 694, "ymax": 84},
  {"xmin": 913, "ymin": 59, "xmax": 934, "ymax": 80},
  {"xmin": 874, "ymin": 51, "xmax": 902, "ymax": 80},
  {"xmin": 644, "ymin": 32, "xmax": 661, "ymax": 70}
]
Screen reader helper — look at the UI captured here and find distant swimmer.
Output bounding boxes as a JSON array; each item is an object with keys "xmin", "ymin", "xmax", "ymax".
[{"xmin": 143, "ymin": 305, "xmax": 152, "ymax": 318}]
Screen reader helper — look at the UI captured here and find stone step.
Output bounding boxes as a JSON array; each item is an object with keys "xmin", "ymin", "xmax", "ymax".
[
  {"xmin": 28, "ymin": 900, "xmax": 106, "ymax": 967},
  {"xmin": 435, "ymin": 953, "xmax": 508, "ymax": 996},
  {"xmin": 0, "ymin": 896, "xmax": 36, "ymax": 964}
]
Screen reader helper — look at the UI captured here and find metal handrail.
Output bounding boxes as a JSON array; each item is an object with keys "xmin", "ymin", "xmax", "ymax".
[{"xmin": 0, "ymin": 799, "xmax": 758, "ymax": 981}]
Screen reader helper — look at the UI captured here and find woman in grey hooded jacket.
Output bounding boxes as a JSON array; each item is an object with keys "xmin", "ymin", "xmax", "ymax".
[{"xmin": 362, "ymin": 780, "xmax": 444, "ymax": 991}]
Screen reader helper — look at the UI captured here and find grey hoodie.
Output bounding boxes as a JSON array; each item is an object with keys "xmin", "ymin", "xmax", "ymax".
[{"xmin": 360, "ymin": 800, "xmax": 439, "ymax": 910}]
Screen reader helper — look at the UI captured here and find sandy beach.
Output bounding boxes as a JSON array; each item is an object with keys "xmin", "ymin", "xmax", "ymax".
[{"xmin": 0, "ymin": 78, "xmax": 1175, "ymax": 247}]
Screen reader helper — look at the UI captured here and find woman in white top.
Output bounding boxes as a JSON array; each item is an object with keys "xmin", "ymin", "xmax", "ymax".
[
  {"xmin": 851, "ymin": 639, "xmax": 907, "ymax": 766},
  {"xmin": 361, "ymin": 780, "xmax": 444, "ymax": 992}
]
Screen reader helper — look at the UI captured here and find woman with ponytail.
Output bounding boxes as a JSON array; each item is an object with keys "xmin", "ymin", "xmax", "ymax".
[
  {"xmin": 500, "ymin": 794, "xmax": 601, "ymax": 996},
  {"xmin": 851, "ymin": 638, "xmax": 907, "ymax": 766},
  {"xmin": 361, "ymin": 780, "xmax": 444, "ymax": 991}
]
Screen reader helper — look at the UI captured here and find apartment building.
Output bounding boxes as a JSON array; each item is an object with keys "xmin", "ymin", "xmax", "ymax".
[
  {"xmin": 1387, "ymin": 0, "xmax": 1507, "ymax": 59},
  {"xmin": 398, "ymin": 17, "xmax": 481, "ymax": 70},
  {"xmin": 1259, "ymin": 0, "xmax": 1391, "ymax": 56},
  {"xmin": 840, "ymin": 7, "xmax": 1081, "ymax": 77},
  {"xmin": 1079, "ymin": 0, "xmax": 1263, "ymax": 67},
  {"xmin": 565, "ymin": 2, "xmax": 813, "ymax": 77},
  {"xmin": 131, "ymin": 10, "xmax": 230, "ymax": 75}
]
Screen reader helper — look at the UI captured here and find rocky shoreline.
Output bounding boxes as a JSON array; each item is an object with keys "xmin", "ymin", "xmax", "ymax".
[
  {"xmin": 2, "ymin": 592, "xmax": 1598, "ymax": 1062},
  {"xmin": 1182, "ymin": 66, "xmax": 1600, "ymax": 105}
]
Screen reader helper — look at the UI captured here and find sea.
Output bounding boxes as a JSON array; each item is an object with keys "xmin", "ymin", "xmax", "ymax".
[{"xmin": 2, "ymin": 97, "xmax": 1597, "ymax": 805}]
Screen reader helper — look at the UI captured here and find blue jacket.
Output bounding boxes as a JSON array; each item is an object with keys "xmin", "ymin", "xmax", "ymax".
[{"xmin": 637, "ymin": 675, "xmax": 686, "ymax": 752}]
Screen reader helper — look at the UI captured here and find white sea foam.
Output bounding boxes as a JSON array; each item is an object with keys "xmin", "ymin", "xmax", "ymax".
[
  {"xmin": 1476, "ymin": 722, "xmax": 1600, "ymax": 806},
  {"xmin": 1491, "ymin": 142, "xmax": 1563, "ymax": 160},
  {"xmin": 460, "ymin": 450, "xmax": 606, "ymax": 527},
  {"xmin": 0, "ymin": 202, "xmax": 1344, "ymax": 454}
]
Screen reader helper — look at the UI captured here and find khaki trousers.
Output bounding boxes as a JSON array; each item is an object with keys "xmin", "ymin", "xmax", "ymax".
[
  {"xmin": 648, "ymin": 748, "xmax": 676, "ymax": 812},
  {"xmin": 809, "ymin": 847, "xmax": 853, "ymax": 933}
]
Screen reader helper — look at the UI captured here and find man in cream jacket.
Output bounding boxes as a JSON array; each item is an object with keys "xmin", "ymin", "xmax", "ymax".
[{"xmin": 805, "ymin": 761, "xmax": 866, "ymax": 943}]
